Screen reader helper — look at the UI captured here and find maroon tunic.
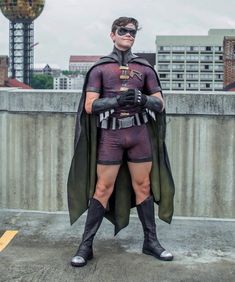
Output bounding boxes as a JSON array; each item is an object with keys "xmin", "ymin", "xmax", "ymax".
[
  {"xmin": 85, "ymin": 62, "xmax": 162, "ymax": 164},
  {"xmin": 86, "ymin": 62, "xmax": 162, "ymax": 116}
]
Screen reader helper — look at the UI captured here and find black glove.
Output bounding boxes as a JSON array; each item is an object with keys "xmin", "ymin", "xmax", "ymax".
[
  {"xmin": 133, "ymin": 89, "xmax": 147, "ymax": 106},
  {"xmin": 117, "ymin": 90, "xmax": 136, "ymax": 106},
  {"xmin": 122, "ymin": 89, "xmax": 147, "ymax": 106},
  {"xmin": 125, "ymin": 89, "xmax": 164, "ymax": 112},
  {"xmin": 92, "ymin": 97, "xmax": 119, "ymax": 113},
  {"xmin": 145, "ymin": 95, "xmax": 163, "ymax": 112}
]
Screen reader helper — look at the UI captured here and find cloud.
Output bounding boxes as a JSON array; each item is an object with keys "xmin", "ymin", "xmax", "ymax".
[{"xmin": 1, "ymin": 0, "xmax": 235, "ymax": 68}]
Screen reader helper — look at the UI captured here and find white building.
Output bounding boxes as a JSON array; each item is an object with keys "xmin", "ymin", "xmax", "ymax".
[
  {"xmin": 69, "ymin": 56, "xmax": 101, "ymax": 73},
  {"xmin": 54, "ymin": 74, "xmax": 85, "ymax": 90},
  {"xmin": 156, "ymin": 29, "xmax": 235, "ymax": 91}
]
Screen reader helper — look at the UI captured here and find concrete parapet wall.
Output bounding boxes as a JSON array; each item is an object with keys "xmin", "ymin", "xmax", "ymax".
[{"xmin": 0, "ymin": 89, "xmax": 235, "ymax": 218}]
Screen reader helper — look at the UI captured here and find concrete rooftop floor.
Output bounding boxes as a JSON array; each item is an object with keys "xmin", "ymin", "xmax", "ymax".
[{"xmin": 0, "ymin": 210, "xmax": 235, "ymax": 282}]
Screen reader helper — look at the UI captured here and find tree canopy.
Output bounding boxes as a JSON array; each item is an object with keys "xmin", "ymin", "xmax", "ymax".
[{"xmin": 31, "ymin": 74, "xmax": 53, "ymax": 89}]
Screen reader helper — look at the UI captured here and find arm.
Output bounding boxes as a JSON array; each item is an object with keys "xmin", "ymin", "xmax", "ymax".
[
  {"xmin": 140, "ymin": 66, "xmax": 164, "ymax": 112},
  {"xmin": 85, "ymin": 91, "xmax": 135, "ymax": 114},
  {"xmin": 145, "ymin": 91, "xmax": 165, "ymax": 112},
  {"xmin": 85, "ymin": 92, "xmax": 100, "ymax": 114},
  {"xmin": 125, "ymin": 89, "xmax": 165, "ymax": 113}
]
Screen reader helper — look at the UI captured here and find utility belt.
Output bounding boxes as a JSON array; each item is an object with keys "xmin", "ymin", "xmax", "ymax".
[{"xmin": 98, "ymin": 111, "xmax": 149, "ymax": 130}]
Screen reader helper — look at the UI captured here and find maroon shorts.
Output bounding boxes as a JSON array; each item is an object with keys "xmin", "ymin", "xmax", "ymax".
[{"xmin": 97, "ymin": 124, "xmax": 152, "ymax": 165}]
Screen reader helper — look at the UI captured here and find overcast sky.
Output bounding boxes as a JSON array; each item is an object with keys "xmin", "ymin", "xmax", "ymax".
[{"xmin": 0, "ymin": 0, "xmax": 235, "ymax": 69}]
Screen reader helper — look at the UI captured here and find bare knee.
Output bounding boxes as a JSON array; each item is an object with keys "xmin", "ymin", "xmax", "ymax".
[
  {"xmin": 94, "ymin": 181, "xmax": 114, "ymax": 203},
  {"xmin": 134, "ymin": 178, "xmax": 150, "ymax": 193},
  {"xmin": 133, "ymin": 178, "xmax": 150, "ymax": 204}
]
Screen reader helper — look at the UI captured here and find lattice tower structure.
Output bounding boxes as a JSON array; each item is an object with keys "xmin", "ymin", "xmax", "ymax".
[{"xmin": 0, "ymin": 0, "xmax": 45, "ymax": 85}]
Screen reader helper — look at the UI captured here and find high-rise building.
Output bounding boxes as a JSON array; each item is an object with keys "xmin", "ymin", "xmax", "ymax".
[
  {"xmin": 156, "ymin": 29, "xmax": 235, "ymax": 91},
  {"xmin": 223, "ymin": 37, "xmax": 235, "ymax": 90}
]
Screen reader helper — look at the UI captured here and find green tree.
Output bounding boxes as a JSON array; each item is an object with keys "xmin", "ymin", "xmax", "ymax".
[
  {"xmin": 62, "ymin": 70, "xmax": 87, "ymax": 76},
  {"xmin": 31, "ymin": 74, "xmax": 53, "ymax": 89}
]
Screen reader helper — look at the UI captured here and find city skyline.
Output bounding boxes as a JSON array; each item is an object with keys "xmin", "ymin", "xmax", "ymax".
[{"xmin": 0, "ymin": 0, "xmax": 235, "ymax": 69}]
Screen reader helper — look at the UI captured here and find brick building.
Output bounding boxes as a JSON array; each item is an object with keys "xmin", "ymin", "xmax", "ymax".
[
  {"xmin": 223, "ymin": 37, "xmax": 235, "ymax": 90},
  {"xmin": 0, "ymin": 56, "xmax": 8, "ymax": 87},
  {"xmin": 0, "ymin": 55, "xmax": 32, "ymax": 89}
]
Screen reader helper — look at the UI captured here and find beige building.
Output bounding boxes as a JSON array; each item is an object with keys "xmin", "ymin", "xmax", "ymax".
[
  {"xmin": 69, "ymin": 55, "xmax": 101, "ymax": 73},
  {"xmin": 156, "ymin": 29, "xmax": 235, "ymax": 91}
]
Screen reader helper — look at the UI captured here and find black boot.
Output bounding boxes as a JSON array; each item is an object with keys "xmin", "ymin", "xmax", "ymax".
[
  {"xmin": 137, "ymin": 196, "xmax": 173, "ymax": 261},
  {"xmin": 71, "ymin": 198, "xmax": 105, "ymax": 267}
]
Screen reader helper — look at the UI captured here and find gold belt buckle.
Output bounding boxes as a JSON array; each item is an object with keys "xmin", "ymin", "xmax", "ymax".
[
  {"xmin": 120, "ymin": 112, "xmax": 130, "ymax": 116},
  {"xmin": 119, "ymin": 66, "xmax": 129, "ymax": 70},
  {"xmin": 120, "ymin": 87, "xmax": 128, "ymax": 92}
]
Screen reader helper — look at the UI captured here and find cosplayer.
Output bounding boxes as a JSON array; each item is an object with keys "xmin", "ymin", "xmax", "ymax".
[{"xmin": 67, "ymin": 17, "xmax": 175, "ymax": 267}]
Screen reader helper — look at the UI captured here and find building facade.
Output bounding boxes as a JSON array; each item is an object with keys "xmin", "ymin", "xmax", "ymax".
[
  {"xmin": 69, "ymin": 56, "xmax": 101, "ymax": 73},
  {"xmin": 223, "ymin": 36, "xmax": 235, "ymax": 90},
  {"xmin": 0, "ymin": 55, "xmax": 32, "ymax": 89},
  {"xmin": 54, "ymin": 74, "xmax": 84, "ymax": 90},
  {"xmin": 0, "ymin": 56, "xmax": 8, "ymax": 86},
  {"xmin": 156, "ymin": 29, "xmax": 235, "ymax": 91}
]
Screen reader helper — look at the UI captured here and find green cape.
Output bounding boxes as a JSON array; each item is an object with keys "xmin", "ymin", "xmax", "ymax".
[{"xmin": 67, "ymin": 56, "xmax": 175, "ymax": 235}]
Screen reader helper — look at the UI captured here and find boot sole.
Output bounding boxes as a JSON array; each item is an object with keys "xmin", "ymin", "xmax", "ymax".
[
  {"xmin": 143, "ymin": 249, "xmax": 173, "ymax": 261},
  {"xmin": 71, "ymin": 254, "xmax": 93, "ymax": 267}
]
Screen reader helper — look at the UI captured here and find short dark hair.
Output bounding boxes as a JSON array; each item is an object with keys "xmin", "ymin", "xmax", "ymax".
[{"xmin": 111, "ymin": 17, "xmax": 139, "ymax": 33}]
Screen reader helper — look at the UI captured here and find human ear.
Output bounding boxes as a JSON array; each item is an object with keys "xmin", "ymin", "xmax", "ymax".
[{"xmin": 110, "ymin": 32, "xmax": 115, "ymax": 43}]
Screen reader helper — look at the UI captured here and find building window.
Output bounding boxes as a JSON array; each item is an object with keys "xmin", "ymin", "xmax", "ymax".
[
  {"xmin": 172, "ymin": 64, "xmax": 184, "ymax": 70},
  {"xmin": 186, "ymin": 55, "xmax": 199, "ymax": 61},
  {"xmin": 214, "ymin": 83, "xmax": 223, "ymax": 89},
  {"xmin": 158, "ymin": 55, "xmax": 171, "ymax": 60},
  {"xmin": 187, "ymin": 64, "xmax": 198, "ymax": 70},
  {"xmin": 161, "ymin": 83, "xmax": 170, "ymax": 88},
  {"xmin": 172, "ymin": 55, "xmax": 185, "ymax": 60},
  {"xmin": 214, "ymin": 46, "xmax": 223, "ymax": 52},
  {"xmin": 158, "ymin": 46, "xmax": 171, "ymax": 51},
  {"xmin": 187, "ymin": 83, "xmax": 198, "ymax": 88},
  {"xmin": 186, "ymin": 74, "xmax": 199, "ymax": 79},
  {"xmin": 158, "ymin": 64, "xmax": 170, "ymax": 70},
  {"xmin": 172, "ymin": 46, "xmax": 185, "ymax": 51}
]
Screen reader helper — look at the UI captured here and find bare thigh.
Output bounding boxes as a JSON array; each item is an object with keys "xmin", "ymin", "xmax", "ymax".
[{"xmin": 93, "ymin": 164, "xmax": 121, "ymax": 207}]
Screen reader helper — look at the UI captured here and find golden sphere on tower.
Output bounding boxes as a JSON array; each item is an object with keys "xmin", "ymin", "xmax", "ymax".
[{"xmin": 0, "ymin": 0, "xmax": 45, "ymax": 22}]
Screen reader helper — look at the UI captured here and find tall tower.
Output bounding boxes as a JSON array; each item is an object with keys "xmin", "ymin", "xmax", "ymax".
[
  {"xmin": 223, "ymin": 36, "xmax": 235, "ymax": 88},
  {"xmin": 0, "ymin": 0, "xmax": 45, "ymax": 85}
]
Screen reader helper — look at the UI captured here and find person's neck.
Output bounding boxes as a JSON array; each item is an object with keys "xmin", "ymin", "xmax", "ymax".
[
  {"xmin": 114, "ymin": 45, "xmax": 130, "ymax": 52},
  {"xmin": 112, "ymin": 45, "xmax": 133, "ymax": 65}
]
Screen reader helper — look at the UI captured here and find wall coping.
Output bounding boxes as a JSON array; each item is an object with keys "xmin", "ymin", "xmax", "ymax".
[{"xmin": 0, "ymin": 89, "xmax": 235, "ymax": 115}]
